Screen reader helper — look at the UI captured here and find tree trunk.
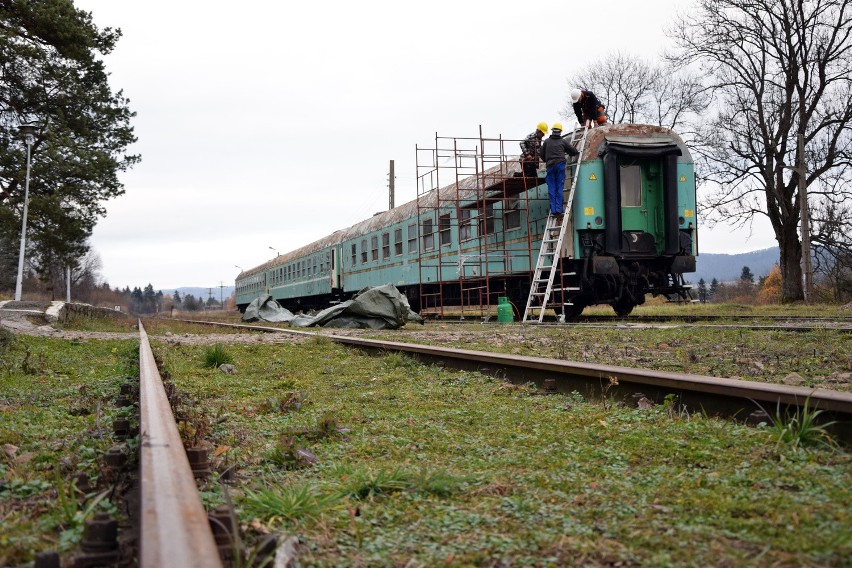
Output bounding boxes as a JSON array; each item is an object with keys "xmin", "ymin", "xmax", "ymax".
[{"xmin": 779, "ymin": 221, "xmax": 804, "ymax": 303}]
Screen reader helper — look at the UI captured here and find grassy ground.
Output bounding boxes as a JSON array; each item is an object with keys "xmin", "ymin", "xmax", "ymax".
[
  {"xmin": 0, "ymin": 331, "xmax": 137, "ymax": 565},
  {"xmin": 3, "ymin": 312, "xmax": 850, "ymax": 566},
  {"xmin": 157, "ymin": 337, "xmax": 850, "ymax": 567}
]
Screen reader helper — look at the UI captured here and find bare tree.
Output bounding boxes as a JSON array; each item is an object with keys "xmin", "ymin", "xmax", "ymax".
[
  {"xmin": 561, "ymin": 51, "xmax": 708, "ymax": 131},
  {"xmin": 811, "ymin": 194, "xmax": 852, "ymax": 301},
  {"xmin": 670, "ymin": 0, "xmax": 852, "ymax": 302}
]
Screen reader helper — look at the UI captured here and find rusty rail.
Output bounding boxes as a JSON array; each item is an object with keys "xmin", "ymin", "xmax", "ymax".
[{"xmin": 138, "ymin": 321, "xmax": 223, "ymax": 567}]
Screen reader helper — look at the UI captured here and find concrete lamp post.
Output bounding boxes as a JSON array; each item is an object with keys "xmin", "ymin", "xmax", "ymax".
[{"xmin": 14, "ymin": 124, "xmax": 37, "ymax": 302}]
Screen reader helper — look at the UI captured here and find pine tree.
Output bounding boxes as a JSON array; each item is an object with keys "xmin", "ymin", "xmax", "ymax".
[{"xmin": 0, "ymin": 1, "xmax": 139, "ymax": 284}]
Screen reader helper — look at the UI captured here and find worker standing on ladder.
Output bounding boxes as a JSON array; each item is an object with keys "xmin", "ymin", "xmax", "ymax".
[
  {"xmin": 540, "ymin": 122, "xmax": 579, "ymax": 216},
  {"xmin": 519, "ymin": 122, "xmax": 548, "ymax": 179}
]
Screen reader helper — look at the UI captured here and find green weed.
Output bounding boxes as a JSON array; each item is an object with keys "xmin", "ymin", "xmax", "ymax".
[
  {"xmin": 766, "ymin": 397, "xmax": 838, "ymax": 451},
  {"xmin": 202, "ymin": 344, "xmax": 233, "ymax": 368},
  {"xmin": 411, "ymin": 468, "xmax": 468, "ymax": 497},
  {"xmin": 266, "ymin": 436, "xmax": 317, "ymax": 470},
  {"xmin": 242, "ymin": 481, "xmax": 339, "ymax": 527},
  {"xmin": 339, "ymin": 467, "xmax": 417, "ymax": 500},
  {"xmin": 383, "ymin": 351, "xmax": 416, "ymax": 370}
]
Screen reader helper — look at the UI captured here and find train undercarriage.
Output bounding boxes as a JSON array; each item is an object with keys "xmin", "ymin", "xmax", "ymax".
[{"xmin": 403, "ymin": 252, "xmax": 694, "ymax": 319}]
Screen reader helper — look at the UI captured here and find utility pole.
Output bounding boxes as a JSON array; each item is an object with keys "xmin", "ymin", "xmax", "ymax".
[
  {"xmin": 219, "ymin": 281, "xmax": 224, "ymax": 309},
  {"xmin": 388, "ymin": 159, "xmax": 395, "ymax": 210},
  {"xmin": 798, "ymin": 133, "xmax": 814, "ymax": 303}
]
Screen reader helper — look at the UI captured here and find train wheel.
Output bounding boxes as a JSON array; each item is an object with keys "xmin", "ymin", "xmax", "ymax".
[
  {"xmin": 563, "ymin": 303, "xmax": 585, "ymax": 320},
  {"xmin": 612, "ymin": 301, "xmax": 635, "ymax": 317}
]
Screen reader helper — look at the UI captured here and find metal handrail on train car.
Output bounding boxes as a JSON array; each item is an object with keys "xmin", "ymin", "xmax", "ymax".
[{"xmin": 138, "ymin": 321, "xmax": 223, "ymax": 568}]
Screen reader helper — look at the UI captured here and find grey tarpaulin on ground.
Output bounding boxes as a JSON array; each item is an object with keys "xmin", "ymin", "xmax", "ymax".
[
  {"xmin": 241, "ymin": 295, "xmax": 295, "ymax": 323},
  {"xmin": 291, "ymin": 284, "xmax": 424, "ymax": 329}
]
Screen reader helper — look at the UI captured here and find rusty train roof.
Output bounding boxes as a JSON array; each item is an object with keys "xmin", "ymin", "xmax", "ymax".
[{"xmin": 237, "ymin": 124, "xmax": 692, "ymax": 280}]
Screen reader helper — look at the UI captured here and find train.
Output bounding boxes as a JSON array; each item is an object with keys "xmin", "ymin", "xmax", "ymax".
[{"xmin": 236, "ymin": 123, "xmax": 697, "ymax": 319}]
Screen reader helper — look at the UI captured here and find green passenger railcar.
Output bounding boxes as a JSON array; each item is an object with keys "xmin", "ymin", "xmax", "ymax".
[{"xmin": 235, "ymin": 123, "xmax": 696, "ymax": 318}]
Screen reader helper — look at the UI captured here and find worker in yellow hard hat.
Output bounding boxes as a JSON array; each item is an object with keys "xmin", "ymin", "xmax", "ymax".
[
  {"xmin": 540, "ymin": 122, "xmax": 579, "ymax": 216},
  {"xmin": 518, "ymin": 122, "xmax": 548, "ymax": 179}
]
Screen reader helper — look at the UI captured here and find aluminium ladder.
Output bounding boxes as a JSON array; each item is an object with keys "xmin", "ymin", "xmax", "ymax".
[{"xmin": 522, "ymin": 125, "xmax": 590, "ymax": 323}]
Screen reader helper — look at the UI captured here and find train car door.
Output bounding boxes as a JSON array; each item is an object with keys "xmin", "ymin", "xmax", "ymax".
[
  {"xmin": 619, "ymin": 159, "xmax": 664, "ymax": 253},
  {"xmin": 331, "ymin": 246, "xmax": 341, "ymax": 290}
]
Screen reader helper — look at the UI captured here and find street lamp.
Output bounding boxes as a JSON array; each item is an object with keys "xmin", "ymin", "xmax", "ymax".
[
  {"xmin": 235, "ymin": 265, "xmax": 243, "ymax": 272},
  {"xmin": 14, "ymin": 124, "xmax": 37, "ymax": 302},
  {"xmin": 269, "ymin": 246, "xmax": 279, "ymax": 257}
]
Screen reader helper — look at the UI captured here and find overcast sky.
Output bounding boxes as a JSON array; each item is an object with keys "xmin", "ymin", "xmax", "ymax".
[{"xmin": 75, "ymin": 0, "xmax": 778, "ymax": 291}]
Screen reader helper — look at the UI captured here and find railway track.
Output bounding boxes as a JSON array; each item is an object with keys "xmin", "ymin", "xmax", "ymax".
[
  {"xmin": 138, "ymin": 321, "xmax": 223, "ymax": 567},
  {"xmin": 50, "ymin": 322, "xmax": 273, "ymax": 566},
  {"xmin": 171, "ymin": 318, "xmax": 852, "ymax": 442}
]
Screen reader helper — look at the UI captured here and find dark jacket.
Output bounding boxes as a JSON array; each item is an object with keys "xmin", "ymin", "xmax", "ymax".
[
  {"xmin": 573, "ymin": 89, "xmax": 605, "ymax": 123},
  {"xmin": 540, "ymin": 134, "xmax": 579, "ymax": 168}
]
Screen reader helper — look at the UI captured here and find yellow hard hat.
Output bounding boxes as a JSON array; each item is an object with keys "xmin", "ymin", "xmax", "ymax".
[
  {"xmin": 536, "ymin": 122, "xmax": 548, "ymax": 134},
  {"xmin": 552, "ymin": 122, "xmax": 563, "ymax": 131}
]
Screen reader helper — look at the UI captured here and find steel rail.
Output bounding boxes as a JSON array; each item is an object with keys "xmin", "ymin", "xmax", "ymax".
[
  {"xmin": 170, "ymin": 318, "xmax": 852, "ymax": 441},
  {"xmin": 138, "ymin": 321, "xmax": 223, "ymax": 568}
]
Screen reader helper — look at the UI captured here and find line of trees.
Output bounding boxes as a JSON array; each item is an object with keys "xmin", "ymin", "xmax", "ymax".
[{"xmin": 693, "ymin": 262, "xmax": 850, "ymax": 304}]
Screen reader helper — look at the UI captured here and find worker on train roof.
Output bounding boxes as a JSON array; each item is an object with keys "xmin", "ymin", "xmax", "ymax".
[{"xmin": 571, "ymin": 88, "xmax": 607, "ymax": 128}]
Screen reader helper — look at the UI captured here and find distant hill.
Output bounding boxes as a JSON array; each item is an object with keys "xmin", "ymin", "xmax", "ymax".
[
  {"xmin": 691, "ymin": 247, "xmax": 779, "ymax": 284},
  {"xmin": 159, "ymin": 286, "xmax": 235, "ymax": 301}
]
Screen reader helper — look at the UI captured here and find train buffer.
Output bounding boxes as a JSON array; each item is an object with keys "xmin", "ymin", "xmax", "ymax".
[{"xmin": 523, "ymin": 125, "xmax": 589, "ymax": 323}]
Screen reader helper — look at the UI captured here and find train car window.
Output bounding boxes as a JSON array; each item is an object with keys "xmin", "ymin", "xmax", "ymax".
[
  {"xmin": 479, "ymin": 202, "xmax": 495, "ymax": 235},
  {"xmin": 407, "ymin": 223, "xmax": 417, "ymax": 254},
  {"xmin": 504, "ymin": 199, "xmax": 521, "ymax": 230},
  {"xmin": 394, "ymin": 228, "xmax": 403, "ymax": 256},
  {"xmin": 423, "ymin": 218, "xmax": 435, "ymax": 251},
  {"xmin": 351, "ymin": 244, "xmax": 357, "ymax": 266},
  {"xmin": 313, "ymin": 257, "xmax": 317, "ymax": 275},
  {"xmin": 439, "ymin": 213, "xmax": 452, "ymax": 246},
  {"xmin": 319, "ymin": 256, "xmax": 324, "ymax": 274},
  {"xmin": 371, "ymin": 235, "xmax": 379, "ymax": 261},
  {"xmin": 361, "ymin": 239, "xmax": 368, "ymax": 263},
  {"xmin": 382, "ymin": 232, "xmax": 390, "ymax": 259},
  {"xmin": 460, "ymin": 209, "xmax": 474, "ymax": 241},
  {"xmin": 620, "ymin": 164, "xmax": 642, "ymax": 207}
]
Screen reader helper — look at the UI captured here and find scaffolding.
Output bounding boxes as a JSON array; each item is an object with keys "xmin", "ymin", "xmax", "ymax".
[{"xmin": 414, "ymin": 126, "xmax": 549, "ymax": 319}]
